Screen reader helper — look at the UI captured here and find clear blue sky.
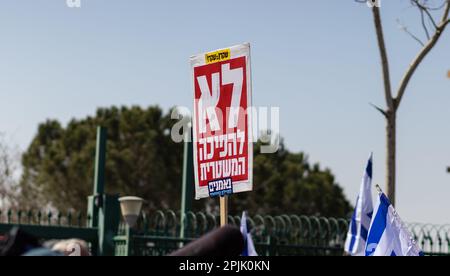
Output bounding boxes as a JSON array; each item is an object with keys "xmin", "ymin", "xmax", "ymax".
[{"xmin": 0, "ymin": 0, "xmax": 449, "ymax": 224}]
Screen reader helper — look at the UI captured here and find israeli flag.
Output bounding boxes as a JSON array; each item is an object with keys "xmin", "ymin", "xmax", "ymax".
[
  {"xmin": 344, "ymin": 153, "xmax": 374, "ymax": 256},
  {"xmin": 240, "ymin": 211, "xmax": 258, "ymax": 256},
  {"xmin": 365, "ymin": 191, "xmax": 423, "ymax": 256}
]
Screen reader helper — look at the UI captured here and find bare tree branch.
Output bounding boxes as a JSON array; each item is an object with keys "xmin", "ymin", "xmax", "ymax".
[
  {"xmin": 372, "ymin": 6, "xmax": 395, "ymax": 110},
  {"xmin": 369, "ymin": 102, "xmax": 388, "ymax": 117},
  {"xmin": 437, "ymin": 0, "xmax": 450, "ymax": 28},
  {"xmin": 397, "ymin": 19, "xmax": 426, "ymax": 46},
  {"xmin": 395, "ymin": 0, "xmax": 450, "ymax": 106},
  {"xmin": 420, "ymin": 8, "xmax": 431, "ymax": 39},
  {"xmin": 362, "ymin": 0, "xmax": 449, "ymax": 205},
  {"xmin": 412, "ymin": 0, "xmax": 439, "ymax": 30}
]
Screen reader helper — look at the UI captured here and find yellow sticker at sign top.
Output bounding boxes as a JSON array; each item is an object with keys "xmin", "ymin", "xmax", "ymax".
[{"xmin": 205, "ymin": 49, "xmax": 231, "ymax": 64}]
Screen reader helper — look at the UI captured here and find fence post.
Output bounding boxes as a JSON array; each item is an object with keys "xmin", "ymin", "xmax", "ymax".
[
  {"xmin": 98, "ymin": 194, "xmax": 120, "ymax": 256},
  {"xmin": 88, "ymin": 127, "xmax": 107, "ymax": 227},
  {"xmin": 87, "ymin": 126, "xmax": 120, "ymax": 255},
  {"xmin": 124, "ymin": 225, "xmax": 134, "ymax": 256},
  {"xmin": 180, "ymin": 129, "xmax": 194, "ymax": 239},
  {"xmin": 93, "ymin": 126, "xmax": 107, "ymax": 214},
  {"xmin": 266, "ymin": 235, "xmax": 271, "ymax": 256}
]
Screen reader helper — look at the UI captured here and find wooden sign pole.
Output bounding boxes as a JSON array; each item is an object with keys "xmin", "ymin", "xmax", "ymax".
[{"xmin": 220, "ymin": 196, "xmax": 229, "ymax": 226}]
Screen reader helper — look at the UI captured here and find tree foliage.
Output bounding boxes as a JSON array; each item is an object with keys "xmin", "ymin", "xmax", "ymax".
[
  {"xmin": 0, "ymin": 135, "xmax": 20, "ymax": 210},
  {"xmin": 19, "ymin": 106, "xmax": 182, "ymax": 212},
  {"xmin": 18, "ymin": 106, "xmax": 350, "ymax": 217},
  {"xmin": 231, "ymin": 142, "xmax": 351, "ymax": 217}
]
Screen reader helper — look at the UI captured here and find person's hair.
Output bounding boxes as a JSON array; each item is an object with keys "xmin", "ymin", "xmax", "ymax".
[{"xmin": 52, "ymin": 239, "xmax": 90, "ymax": 256}]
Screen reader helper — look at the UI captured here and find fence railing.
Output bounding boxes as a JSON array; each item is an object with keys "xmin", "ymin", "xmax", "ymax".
[
  {"xmin": 0, "ymin": 210, "xmax": 91, "ymax": 227},
  {"xmin": 113, "ymin": 210, "xmax": 450, "ymax": 256},
  {"xmin": 408, "ymin": 223, "xmax": 450, "ymax": 255},
  {"xmin": 2, "ymin": 208, "xmax": 450, "ymax": 256},
  {"xmin": 0, "ymin": 209, "xmax": 99, "ymax": 254}
]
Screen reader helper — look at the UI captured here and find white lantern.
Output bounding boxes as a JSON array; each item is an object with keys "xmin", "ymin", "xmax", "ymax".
[{"xmin": 118, "ymin": 196, "xmax": 144, "ymax": 228}]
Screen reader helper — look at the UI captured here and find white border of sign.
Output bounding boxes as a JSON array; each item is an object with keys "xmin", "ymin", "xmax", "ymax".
[{"xmin": 190, "ymin": 43, "xmax": 253, "ymax": 200}]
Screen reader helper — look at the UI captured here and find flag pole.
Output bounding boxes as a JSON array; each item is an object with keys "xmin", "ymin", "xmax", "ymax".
[
  {"xmin": 220, "ymin": 195, "xmax": 229, "ymax": 226},
  {"xmin": 375, "ymin": 184, "xmax": 383, "ymax": 194}
]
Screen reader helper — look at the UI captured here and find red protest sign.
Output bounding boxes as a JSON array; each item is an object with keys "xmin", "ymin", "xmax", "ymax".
[{"xmin": 190, "ymin": 43, "xmax": 253, "ymax": 200}]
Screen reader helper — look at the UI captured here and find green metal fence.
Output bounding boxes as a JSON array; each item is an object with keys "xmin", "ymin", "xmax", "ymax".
[
  {"xmin": 113, "ymin": 210, "xmax": 348, "ymax": 256},
  {"xmin": 408, "ymin": 223, "xmax": 450, "ymax": 255},
  {"xmin": 1, "ymin": 207, "xmax": 450, "ymax": 256},
  {"xmin": 0, "ymin": 209, "xmax": 99, "ymax": 254},
  {"xmin": 113, "ymin": 209, "xmax": 450, "ymax": 256}
]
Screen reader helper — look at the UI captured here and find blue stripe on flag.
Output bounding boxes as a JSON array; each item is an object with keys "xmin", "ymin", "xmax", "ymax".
[
  {"xmin": 365, "ymin": 193, "xmax": 390, "ymax": 256},
  {"xmin": 242, "ymin": 238, "xmax": 248, "ymax": 256},
  {"xmin": 379, "ymin": 193, "xmax": 391, "ymax": 207},
  {"xmin": 360, "ymin": 225, "xmax": 368, "ymax": 241},
  {"xmin": 366, "ymin": 158, "xmax": 373, "ymax": 179},
  {"xmin": 348, "ymin": 197, "xmax": 359, "ymax": 252}
]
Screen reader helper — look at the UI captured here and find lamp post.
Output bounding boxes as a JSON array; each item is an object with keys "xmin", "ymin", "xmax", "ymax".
[{"xmin": 118, "ymin": 196, "xmax": 143, "ymax": 256}]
